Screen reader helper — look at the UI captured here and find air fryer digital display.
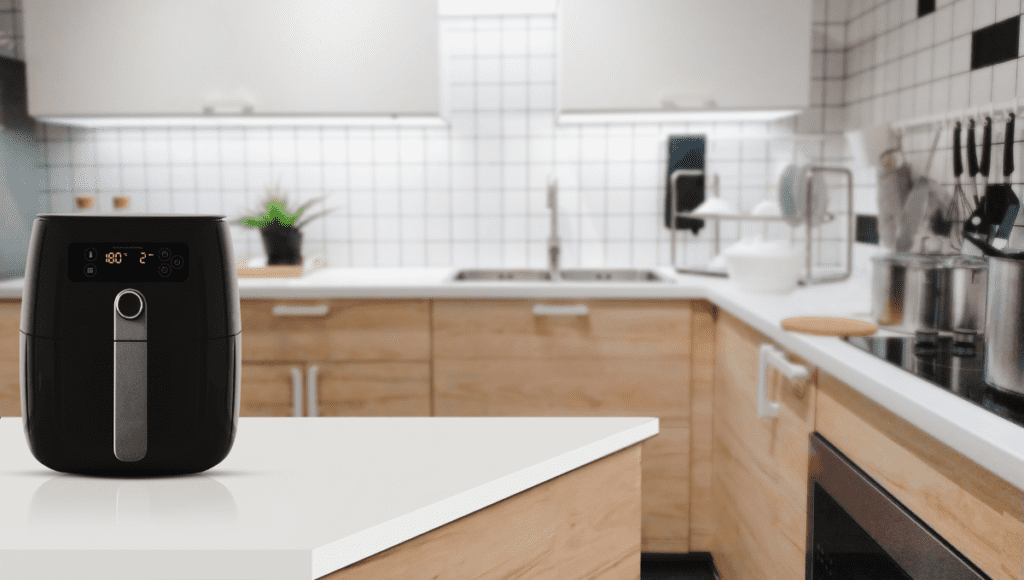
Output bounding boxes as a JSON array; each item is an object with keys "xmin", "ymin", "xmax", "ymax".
[{"xmin": 68, "ymin": 243, "xmax": 189, "ymax": 282}]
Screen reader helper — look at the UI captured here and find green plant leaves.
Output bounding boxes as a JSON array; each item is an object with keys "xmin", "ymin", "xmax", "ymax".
[{"xmin": 241, "ymin": 198, "xmax": 305, "ymax": 228}]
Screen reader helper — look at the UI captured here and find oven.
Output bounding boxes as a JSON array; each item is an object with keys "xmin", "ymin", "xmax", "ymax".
[{"xmin": 807, "ymin": 434, "xmax": 989, "ymax": 579}]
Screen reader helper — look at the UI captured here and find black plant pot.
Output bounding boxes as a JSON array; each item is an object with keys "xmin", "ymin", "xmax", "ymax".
[{"xmin": 259, "ymin": 223, "xmax": 303, "ymax": 265}]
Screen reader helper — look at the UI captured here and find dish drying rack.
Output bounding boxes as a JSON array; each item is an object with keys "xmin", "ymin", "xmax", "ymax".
[{"xmin": 669, "ymin": 166, "xmax": 855, "ymax": 285}]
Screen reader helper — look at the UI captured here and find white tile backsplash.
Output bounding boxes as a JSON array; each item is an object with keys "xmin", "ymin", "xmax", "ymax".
[{"xmin": 25, "ymin": 8, "xmax": 845, "ymax": 269}]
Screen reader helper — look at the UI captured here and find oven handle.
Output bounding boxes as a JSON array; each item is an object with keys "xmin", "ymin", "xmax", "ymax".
[{"xmin": 757, "ymin": 344, "xmax": 809, "ymax": 419}]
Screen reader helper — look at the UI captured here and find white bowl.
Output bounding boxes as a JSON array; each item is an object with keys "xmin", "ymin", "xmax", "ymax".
[
  {"xmin": 691, "ymin": 197, "xmax": 736, "ymax": 215},
  {"xmin": 723, "ymin": 241, "xmax": 804, "ymax": 294}
]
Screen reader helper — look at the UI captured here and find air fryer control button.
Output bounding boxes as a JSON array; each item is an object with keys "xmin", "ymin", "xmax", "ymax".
[
  {"xmin": 170, "ymin": 255, "xmax": 184, "ymax": 269},
  {"xmin": 115, "ymin": 290, "xmax": 144, "ymax": 320},
  {"xmin": 158, "ymin": 263, "xmax": 172, "ymax": 277},
  {"xmin": 84, "ymin": 264, "xmax": 97, "ymax": 277},
  {"xmin": 84, "ymin": 248, "xmax": 97, "ymax": 261},
  {"xmin": 158, "ymin": 248, "xmax": 172, "ymax": 261}
]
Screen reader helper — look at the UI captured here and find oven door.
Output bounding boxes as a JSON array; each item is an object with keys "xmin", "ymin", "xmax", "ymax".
[{"xmin": 807, "ymin": 434, "xmax": 989, "ymax": 580}]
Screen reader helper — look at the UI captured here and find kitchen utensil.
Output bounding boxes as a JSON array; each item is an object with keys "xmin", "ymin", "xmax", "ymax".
[
  {"xmin": 870, "ymin": 253, "xmax": 987, "ymax": 334},
  {"xmin": 982, "ymin": 114, "xmax": 1020, "ymax": 240},
  {"xmin": 965, "ymin": 119, "xmax": 988, "ymax": 236},
  {"xmin": 948, "ymin": 122, "xmax": 971, "ymax": 250},
  {"xmin": 963, "ymin": 231, "xmax": 1024, "ymax": 259},
  {"xmin": 723, "ymin": 240, "xmax": 804, "ymax": 294},
  {"xmin": 21, "ymin": 214, "xmax": 241, "ymax": 476},
  {"xmin": 896, "ymin": 128, "xmax": 945, "ymax": 253},
  {"xmin": 780, "ymin": 317, "xmax": 878, "ymax": 337},
  {"xmin": 876, "ymin": 148, "xmax": 914, "ymax": 249},
  {"xmin": 984, "ymin": 256, "xmax": 1024, "ymax": 395},
  {"xmin": 989, "ymin": 114, "xmax": 1020, "ymax": 240}
]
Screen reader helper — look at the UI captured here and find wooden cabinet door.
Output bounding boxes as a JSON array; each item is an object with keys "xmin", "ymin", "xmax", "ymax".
[
  {"xmin": 433, "ymin": 299, "xmax": 692, "ymax": 553},
  {"xmin": 0, "ymin": 301, "xmax": 20, "ymax": 417},
  {"xmin": 711, "ymin": 311, "xmax": 816, "ymax": 580},
  {"xmin": 240, "ymin": 363, "xmax": 302, "ymax": 417},
  {"xmin": 240, "ymin": 299, "xmax": 431, "ymax": 363},
  {"xmin": 315, "ymin": 362, "xmax": 430, "ymax": 417}
]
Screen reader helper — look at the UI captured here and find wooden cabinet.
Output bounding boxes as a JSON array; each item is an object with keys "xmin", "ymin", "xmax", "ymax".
[
  {"xmin": 23, "ymin": 0, "xmax": 440, "ymax": 121},
  {"xmin": 239, "ymin": 299, "xmax": 431, "ymax": 418},
  {"xmin": 558, "ymin": 0, "xmax": 811, "ymax": 116},
  {"xmin": 0, "ymin": 301, "xmax": 19, "ymax": 417},
  {"xmin": 709, "ymin": 311, "xmax": 816, "ymax": 580},
  {"xmin": 816, "ymin": 373, "xmax": 1024, "ymax": 580},
  {"xmin": 433, "ymin": 299, "xmax": 692, "ymax": 553},
  {"xmin": 240, "ymin": 300, "xmax": 430, "ymax": 363},
  {"xmin": 315, "ymin": 362, "xmax": 430, "ymax": 418}
]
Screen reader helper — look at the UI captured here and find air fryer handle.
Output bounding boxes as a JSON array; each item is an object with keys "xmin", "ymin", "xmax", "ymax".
[{"xmin": 113, "ymin": 289, "xmax": 147, "ymax": 462}]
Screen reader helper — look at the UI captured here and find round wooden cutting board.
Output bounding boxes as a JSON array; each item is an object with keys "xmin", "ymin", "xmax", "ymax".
[{"xmin": 780, "ymin": 317, "xmax": 879, "ymax": 337}]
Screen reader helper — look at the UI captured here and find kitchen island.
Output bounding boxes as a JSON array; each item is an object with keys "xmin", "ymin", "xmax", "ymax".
[{"xmin": 0, "ymin": 416, "xmax": 656, "ymax": 580}]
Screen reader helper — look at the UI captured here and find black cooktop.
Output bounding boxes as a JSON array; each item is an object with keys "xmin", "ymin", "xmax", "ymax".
[{"xmin": 845, "ymin": 334, "xmax": 1024, "ymax": 429}]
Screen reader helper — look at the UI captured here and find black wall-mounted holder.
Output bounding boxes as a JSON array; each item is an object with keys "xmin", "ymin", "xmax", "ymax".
[{"xmin": 664, "ymin": 135, "xmax": 706, "ymax": 234}]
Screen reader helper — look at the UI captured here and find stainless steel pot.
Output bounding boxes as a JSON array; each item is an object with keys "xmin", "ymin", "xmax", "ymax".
[
  {"xmin": 871, "ymin": 253, "xmax": 987, "ymax": 334},
  {"xmin": 985, "ymin": 257, "xmax": 1024, "ymax": 395}
]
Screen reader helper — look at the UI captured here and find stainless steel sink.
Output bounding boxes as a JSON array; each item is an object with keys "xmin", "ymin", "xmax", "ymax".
[
  {"xmin": 558, "ymin": 269, "xmax": 665, "ymax": 282},
  {"xmin": 451, "ymin": 268, "xmax": 666, "ymax": 282},
  {"xmin": 451, "ymin": 269, "xmax": 552, "ymax": 281}
]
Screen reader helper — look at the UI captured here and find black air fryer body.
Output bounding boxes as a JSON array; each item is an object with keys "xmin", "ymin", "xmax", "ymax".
[{"xmin": 21, "ymin": 215, "xmax": 241, "ymax": 476}]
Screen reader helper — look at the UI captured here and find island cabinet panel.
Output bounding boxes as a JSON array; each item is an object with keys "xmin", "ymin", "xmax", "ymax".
[
  {"xmin": 0, "ymin": 301, "xmax": 20, "ymax": 417},
  {"xmin": 816, "ymin": 373, "xmax": 1024, "ymax": 580},
  {"xmin": 687, "ymin": 300, "xmax": 716, "ymax": 551},
  {"xmin": 710, "ymin": 312, "xmax": 816, "ymax": 580},
  {"xmin": 239, "ymin": 299, "xmax": 430, "ymax": 363},
  {"xmin": 240, "ymin": 363, "xmax": 301, "ymax": 417},
  {"xmin": 315, "ymin": 362, "xmax": 431, "ymax": 417},
  {"xmin": 324, "ymin": 444, "xmax": 642, "ymax": 580},
  {"xmin": 432, "ymin": 299, "xmax": 692, "ymax": 553},
  {"xmin": 433, "ymin": 359, "xmax": 690, "ymax": 426}
]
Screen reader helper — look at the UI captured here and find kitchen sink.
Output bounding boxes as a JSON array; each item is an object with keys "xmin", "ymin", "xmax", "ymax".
[
  {"xmin": 450, "ymin": 268, "xmax": 667, "ymax": 282},
  {"xmin": 451, "ymin": 269, "xmax": 553, "ymax": 281},
  {"xmin": 558, "ymin": 268, "xmax": 665, "ymax": 282}
]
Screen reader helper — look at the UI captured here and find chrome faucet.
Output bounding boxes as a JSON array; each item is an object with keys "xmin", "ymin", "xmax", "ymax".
[{"xmin": 547, "ymin": 177, "xmax": 560, "ymax": 281}]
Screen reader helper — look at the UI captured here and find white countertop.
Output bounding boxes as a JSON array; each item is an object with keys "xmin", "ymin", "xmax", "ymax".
[
  {"xmin": 3, "ymin": 252, "xmax": 1024, "ymax": 491},
  {"xmin": 0, "ymin": 416, "xmax": 658, "ymax": 580}
]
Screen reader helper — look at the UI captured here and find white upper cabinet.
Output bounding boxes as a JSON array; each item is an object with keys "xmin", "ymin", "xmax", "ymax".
[
  {"xmin": 22, "ymin": 0, "xmax": 440, "ymax": 122},
  {"xmin": 558, "ymin": 0, "xmax": 812, "ymax": 115}
]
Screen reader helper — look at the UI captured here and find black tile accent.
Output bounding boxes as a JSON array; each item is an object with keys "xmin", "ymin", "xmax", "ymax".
[
  {"xmin": 971, "ymin": 16, "xmax": 1020, "ymax": 70},
  {"xmin": 918, "ymin": 0, "xmax": 935, "ymax": 17},
  {"xmin": 855, "ymin": 214, "xmax": 879, "ymax": 245}
]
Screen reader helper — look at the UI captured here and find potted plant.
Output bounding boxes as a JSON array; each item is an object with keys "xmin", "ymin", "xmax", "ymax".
[{"xmin": 236, "ymin": 183, "xmax": 330, "ymax": 265}]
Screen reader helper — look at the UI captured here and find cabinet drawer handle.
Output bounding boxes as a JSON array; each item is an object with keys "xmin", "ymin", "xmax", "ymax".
[
  {"xmin": 272, "ymin": 304, "xmax": 330, "ymax": 317},
  {"xmin": 532, "ymin": 304, "xmax": 589, "ymax": 317},
  {"xmin": 307, "ymin": 365, "xmax": 319, "ymax": 418},
  {"xmin": 756, "ymin": 344, "xmax": 809, "ymax": 419},
  {"xmin": 290, "ymin": 367, "xmax": 303, "ymax": 418}
]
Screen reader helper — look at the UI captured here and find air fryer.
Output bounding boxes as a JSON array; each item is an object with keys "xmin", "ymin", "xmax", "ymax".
[{"xmin": 20, "ymin": 214, "xmax": 241, "ymax": 476}]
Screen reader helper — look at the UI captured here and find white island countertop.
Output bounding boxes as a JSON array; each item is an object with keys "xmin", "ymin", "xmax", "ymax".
[
  {"xmin": 0, "ymin": 416, "xmax": 658, "ymax": 580},
  {"xmin": 3, "ymin": 252, "xmax": 1024, "ymax": 492}
]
